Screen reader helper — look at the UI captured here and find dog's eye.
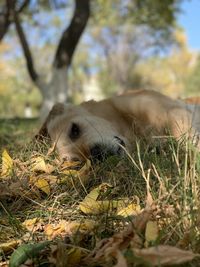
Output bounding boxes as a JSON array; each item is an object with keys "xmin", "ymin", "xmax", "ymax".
[{"xmin": 69, "ymin": 123, "xmax": 81, "ymax": 140}]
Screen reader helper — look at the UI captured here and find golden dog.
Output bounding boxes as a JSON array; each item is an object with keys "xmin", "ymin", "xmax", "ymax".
[{"xmin": 39, "ymin": 90, "xmax": 200, "ymax": 162}]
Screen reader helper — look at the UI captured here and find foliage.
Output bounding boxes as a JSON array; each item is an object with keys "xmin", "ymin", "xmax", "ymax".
[
  {"xmin": 0, "ymin": 0, "xmax": 190, "ymax": 117},
  {"xmin": 0, "ymin": 46, "xmax": 41, "ymax": 117},
  {"xmin": 92, "ymin": 0, "xmax": 182, "ymax": 34},
  {"xmin": 95, "ymin": 28, "xmax": 196, "ymax": 96},
  {"xmin": 185, "ymin": 54, "xmax": 200, "ymax": 94}
]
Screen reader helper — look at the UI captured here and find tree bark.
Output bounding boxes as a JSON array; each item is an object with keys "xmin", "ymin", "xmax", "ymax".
[
  {"xmin": 54, "ymin": 0, "xmax": 90, "ymax": 68},
  {"xmin": 0, "ymin": 0, "xmax": 29, "ymax": 41},
  {"xmin": 11, "ymin": 0, "xmax": 90, "ymax": 119}
]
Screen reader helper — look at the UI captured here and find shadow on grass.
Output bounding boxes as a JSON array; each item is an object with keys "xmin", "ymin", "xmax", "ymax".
[{"xmin": 0, "ymin": 118, "xmax": 39, "ymax": 152}]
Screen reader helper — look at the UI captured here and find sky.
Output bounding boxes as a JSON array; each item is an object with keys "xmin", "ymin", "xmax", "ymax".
[{"xmin": 178, "ymin": 0, "xmax": 200, "ymax": 51}]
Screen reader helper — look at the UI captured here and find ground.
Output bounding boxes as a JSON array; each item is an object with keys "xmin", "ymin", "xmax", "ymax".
[{"xmin": 0, "ymin": 118, "xmax": 200, "ymax": 267}]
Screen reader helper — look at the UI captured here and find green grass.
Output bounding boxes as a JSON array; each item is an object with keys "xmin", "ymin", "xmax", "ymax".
[
  {"xmin": 0, "ymin": 119, "xmax": 200, "ymax": 266},
  {"xmin": 0, "ymin": 118, "xmax": 39, "ymax": 152}
]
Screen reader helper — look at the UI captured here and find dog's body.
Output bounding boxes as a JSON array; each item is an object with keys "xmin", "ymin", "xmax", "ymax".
[{"xmin": 40, "ymin": 90, "xmax": 200, "ymax": 161}]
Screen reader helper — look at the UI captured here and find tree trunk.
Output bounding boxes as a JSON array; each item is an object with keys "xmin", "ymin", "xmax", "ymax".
[
  {"xmin": 12, "ymin": 0, "xmax": 90, "ymax": 119},
  {"xmin": 39, "ymin": 68, "xmax": 68, "ymax": 119},
  {"xmin": 0, "ymin": 0, "xmax": 29, "ymax": 41}
]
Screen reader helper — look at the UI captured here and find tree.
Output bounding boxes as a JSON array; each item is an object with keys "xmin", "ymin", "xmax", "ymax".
[
  {"xmin": 89, "ymin": 0, "xmax": 186, "ymax": 94},
  {"xmin": 0, "ymin": 0, "xmax": 90, "ymax": 118},
  {"xmin": 185, "ymin": 54, "xmax": 200, "ymax": 95},
  {"xmin": 0, "ymin": 0, "xmax": 185, "ymax": 117},
  {"xmin": 130, "ymin": 29, "xmax": 196, "ymax": 97}
]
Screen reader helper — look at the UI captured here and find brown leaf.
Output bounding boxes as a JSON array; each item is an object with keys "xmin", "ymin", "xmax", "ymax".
[
  {"xmin": 44, "ymin": 220, "xmax": 96, "ymax": 239},
  {"xmin": 85, "ymin": 208, "xmax": 152, "ymax": 264},
  {"xmin": 133, "ymin": 245, "xmax": 198, "ymax": 266},
  {"xmin": 114, "ymin": 250, "xmax": 128, "ymax": 267}
]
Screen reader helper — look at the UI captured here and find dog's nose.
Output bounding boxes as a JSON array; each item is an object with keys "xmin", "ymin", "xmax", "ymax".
[
  {"xmin": 90, "ymin": 141, "xmax": 125, "ymax": 162},
  {"xmin": 90, "ymin": 144, "xmax": 105, "ymax": 162}
]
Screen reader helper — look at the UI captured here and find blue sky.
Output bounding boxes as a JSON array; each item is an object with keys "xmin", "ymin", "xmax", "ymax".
[{"xmin": 178, "ymin": 0, "xmax": 200, "ymax": 50}]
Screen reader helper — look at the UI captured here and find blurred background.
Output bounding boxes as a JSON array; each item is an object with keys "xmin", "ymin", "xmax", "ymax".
[{"xmin": 0, "ymin": 0, "xmax": 200, "ymax": 118}]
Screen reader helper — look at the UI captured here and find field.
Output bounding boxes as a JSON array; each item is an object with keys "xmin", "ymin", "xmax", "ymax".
[{"xmin": 0, "ymin": 118, "xmax": 200, "ymax": 267}]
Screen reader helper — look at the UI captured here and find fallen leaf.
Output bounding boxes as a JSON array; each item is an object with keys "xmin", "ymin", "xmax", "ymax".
[
  {"xmin": 78, "ymin": 159, "xmax": 91, "ymax": 176},
  {"xmin": 145, "ymin": 221, "xmax": 158, "ymax": 246},
  {"xmin": 85, "ymin": 209, "xmax": 152, "ymax": 265},
  {"xmin": 79, "ymin": 183, "xmax": 114, "ymax": 214},
  {"xmin": 9, "ymin": 241, "xmax": 49, "ymax": 267},
  {"xmin": 22, "ymin": 218, "xmax": 43, "ymax": 232},
  {"xmin": 69, "ymin": 220, "xmax": 97, "ymax": 234},
  {"xmin": 61, "ymin": 159, "xmax": 91, "ymax": 185},
  {"xmin": 61, "ymin": 161, "xmax": 81, "ymax": 170},
  {"xmin": 40, "ymin": 174, "xmax": 58, "ymax": 185},
  {"xmin": 67, "ymin": 247, "xmax": 82, "ymax": 267},
  {"xmin": 1, "ymin": 149, "xmax": 13, "ymax": 177},
  {"xmin": 49, "ymin": 242, "xmax": 67, "ymax": 266},
  {"xmin": 133, "ymin": 245, "xmax": 198, "ymax": 266},
  {"xmin": 0, "ymin": 240, "xmax": 19, "ymax": 253},
  {"xmin": 31, "ymin": 156, "xmax": 54, "ymax": 173},
  {"xmin": 61, "ymin": 169, "xmax": 79, "ymax": 177},
  {"xmin": 44, "ymin": 220, "xmax": 68, "ymax": 239},
  {"xmin": 44, "ymin": 220, "xmax": 96, "ymax": 239},
  {"xmin": 34, "ymin": 178, "xmax": 50, "ymax": 195},
  {"xmin": 117, "ymin": 203, "xmax": 141, "ymax": 217},
  {"xmin": 80, "ymin": 200, "xmax": 112, "ymax": 214}
]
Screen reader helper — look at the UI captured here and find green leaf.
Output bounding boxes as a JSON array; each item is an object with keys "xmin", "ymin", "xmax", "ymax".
[{"xmin": 9, "ymin": 241, "xmax": 50, "ymax": 267}]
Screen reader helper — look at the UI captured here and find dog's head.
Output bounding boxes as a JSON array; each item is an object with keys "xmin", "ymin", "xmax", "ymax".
[{"xmin": 38, "ymin": 103, "xmax": 127, "ymax": 162}]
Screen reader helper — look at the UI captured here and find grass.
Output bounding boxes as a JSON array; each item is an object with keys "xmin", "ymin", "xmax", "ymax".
[{"xmin": 0, "ymin": 118, "xmax": 200, "ymax": 266}]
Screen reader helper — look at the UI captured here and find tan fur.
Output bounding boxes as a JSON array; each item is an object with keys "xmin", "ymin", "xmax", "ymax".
[{"xmin": 39, "ymin": 90, "xmax": 200, "ymax": 161}]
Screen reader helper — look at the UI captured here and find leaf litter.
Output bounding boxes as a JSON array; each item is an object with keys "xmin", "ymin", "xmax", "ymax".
[{"xmin": 0, "ymin": 149, "xmax": 200, "ymax": 267}]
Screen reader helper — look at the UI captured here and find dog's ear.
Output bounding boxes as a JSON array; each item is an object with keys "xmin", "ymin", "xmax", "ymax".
[{"xmin": 36, "ymin": 103, "xmax": 65, "ymax": 140}]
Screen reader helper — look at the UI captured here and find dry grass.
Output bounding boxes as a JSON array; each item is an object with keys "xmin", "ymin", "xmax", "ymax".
[{"xmin": 0, "ymin": 119, "xmax": 200, "ymax": 266}]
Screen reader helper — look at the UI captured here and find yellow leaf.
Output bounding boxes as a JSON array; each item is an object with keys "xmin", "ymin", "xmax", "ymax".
[
  {"xmin": 145, "ymin": 221, "xmax": 158, "ymax": 246},
  {"xmin": 79, "ymin": 184, "xmax": 119, "ymax": 214},
  {"xmin": 66, "ymin": 220, "xmax": 96, "ymax": 234},
  {"xmin": 22, "ymin": 218, "xmax": 43, "ymax": 232},
  {"xmin": 79, "ymin": 159, "xmax": 91, "ymax": 176},
  {"xmin": 1, "ymin": 149, "xmax": 13, "ymax": 177},
  {"xmin": 117, "ymin": 203, "xmax": 141, "ymax": 217},
  {"xmin": 0, "ymin": 240, "xmax": 19, "ymax": 253},
  {"xmin": 61, "ymin": 161, "xmax": 81, "ymax": 170},
  {"xmin": 61, "ymin": 169, "xmax": 78, "ymax": 176},
  {"xmin": 67, "ymin": 247, "xmax": 82, "ymax": 267},
  {"xmin": 34, "ymin": 178, "xmax": 50, "ymax": 195},
  {"xmin": 79, "ymin": 199, "xmax": 112, "ymax": 214},
  {"xmin": 31, "ymin": 156, "xmax": 54, "ymax": 173}
]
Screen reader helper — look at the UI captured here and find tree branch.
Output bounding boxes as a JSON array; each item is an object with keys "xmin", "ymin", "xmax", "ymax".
[
  {"xmin": 0, "ymin": 0, "xmax": 29, "ymax": 41},
  {"xmin": 13, "ymin": 5, "xmax": 38, "ymax": 82},
  {"xmin": 54, "ymin": 0, "xmax": 90, "ymax": 68}
]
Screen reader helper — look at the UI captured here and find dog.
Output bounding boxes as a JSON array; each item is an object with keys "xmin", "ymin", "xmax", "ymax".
[{"xmin": 38, "ymin": 90, "xmax": 200, "ymax": 162}]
